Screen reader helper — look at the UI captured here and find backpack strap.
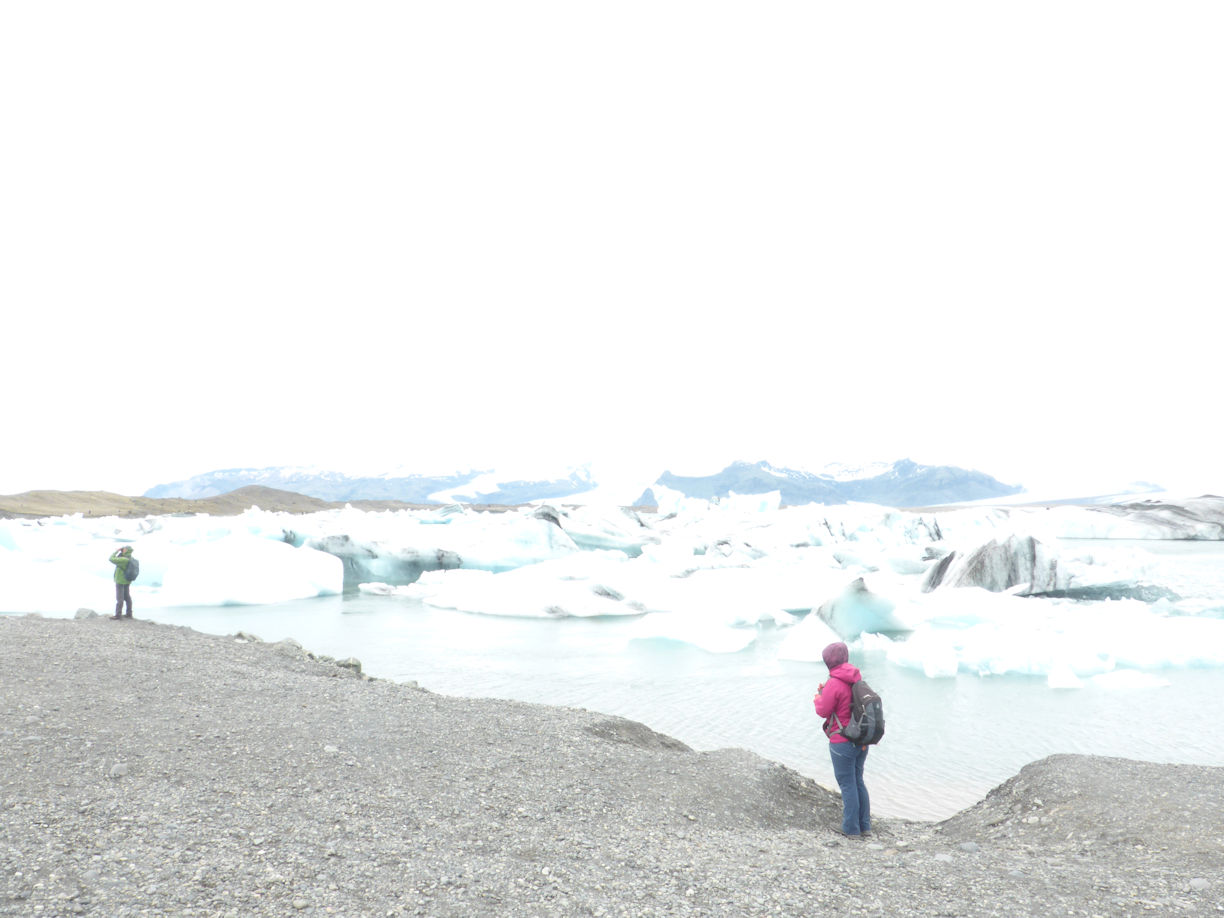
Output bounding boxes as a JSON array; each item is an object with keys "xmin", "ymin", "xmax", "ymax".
[{"xmin": 824, "ymin": 711, "xmax": 845, "ymax": 739}]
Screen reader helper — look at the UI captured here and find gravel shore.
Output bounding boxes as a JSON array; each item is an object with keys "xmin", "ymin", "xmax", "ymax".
[{"xmin": 2, "ymin": 614, "xmax": 1221, "ymax": 917}]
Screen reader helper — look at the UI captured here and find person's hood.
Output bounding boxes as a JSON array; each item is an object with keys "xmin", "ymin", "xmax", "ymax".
[{"xmin": 828, "ymin": 662, "xmax": 861, "ymax": 685}]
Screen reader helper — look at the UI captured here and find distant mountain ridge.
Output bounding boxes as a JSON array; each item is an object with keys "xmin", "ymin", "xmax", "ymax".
[
  {"xmin": 643, "ymin": 459, "xmax": 1022, "ymax": 507},
  {"xmin": 146, "ymin": 459, "xmax": 1022, "ymax": 508}
]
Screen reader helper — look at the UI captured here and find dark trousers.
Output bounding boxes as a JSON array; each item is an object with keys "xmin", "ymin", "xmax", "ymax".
[{"xmin": 115, "ymin": 583, "xmax": 132, "ymax": 616}]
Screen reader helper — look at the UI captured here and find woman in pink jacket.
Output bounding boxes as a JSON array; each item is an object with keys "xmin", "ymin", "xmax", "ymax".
[{"xmin": 813, "ymin": 641, "xmax": 870, "ymax": 836}]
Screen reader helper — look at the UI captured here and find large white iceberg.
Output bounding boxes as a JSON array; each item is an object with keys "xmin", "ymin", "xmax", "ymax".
[
  {"xmin": 156, "ymin": 535, "xmax": 342, "ymax": 607},
  {"xmin": 3, "ymin": 495, "xmax": 1224, "ymax": 683}
]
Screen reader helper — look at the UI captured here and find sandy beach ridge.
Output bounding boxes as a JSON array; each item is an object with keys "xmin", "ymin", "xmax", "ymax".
[{"xmin": 0, "ymin": 486, "xmax": 442, "ymax": 520}]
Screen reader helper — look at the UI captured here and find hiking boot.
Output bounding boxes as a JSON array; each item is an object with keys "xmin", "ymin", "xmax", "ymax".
[
  {"xmin": 123, "ymin": 613, "xmax": 133, "ymax": 618},
  {"xmin": 111, "ymin": 613, "xmax": 122, "ymax": 620}
]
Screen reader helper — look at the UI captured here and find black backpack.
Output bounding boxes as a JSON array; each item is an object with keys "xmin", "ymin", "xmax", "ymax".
[
  {"xmin": 831, "ymin": 679, "xmax": 885, "ymax": 746},
  {"xmin": 125, "ymin": 557, "xmax": 140, "ymax": 582}
]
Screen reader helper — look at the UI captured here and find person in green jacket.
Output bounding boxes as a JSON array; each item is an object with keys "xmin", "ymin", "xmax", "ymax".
[{"xmin": 109, "ymin": 546, "xmax": 135, "ymax": 619}]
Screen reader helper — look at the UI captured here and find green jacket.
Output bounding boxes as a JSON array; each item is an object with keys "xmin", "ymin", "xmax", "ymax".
[{"xmin": 110, "ymin": 550, "xmax": 133, "ymax": 585}]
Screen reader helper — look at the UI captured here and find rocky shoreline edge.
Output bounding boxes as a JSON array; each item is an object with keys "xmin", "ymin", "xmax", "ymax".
[{"xmin": 2, "ymin": 613, "xmax": 1220, "ymax": 917}]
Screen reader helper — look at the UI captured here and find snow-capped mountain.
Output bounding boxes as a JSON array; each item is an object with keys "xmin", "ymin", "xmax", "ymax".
[
  {"xmin": 146, "ymin": 459, "xmax": 1024, "ymax": 508},
  {"xmin": 640, "ymin": 459, "xmax": 1022, "ymax": 508}
]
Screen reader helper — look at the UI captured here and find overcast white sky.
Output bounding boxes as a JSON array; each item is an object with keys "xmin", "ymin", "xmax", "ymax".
[{"xmin": 2, "ymin": 2, "xmax": 1220, "ymax": 498}]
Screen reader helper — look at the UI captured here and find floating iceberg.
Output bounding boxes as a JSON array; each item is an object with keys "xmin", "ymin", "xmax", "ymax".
[
  {"xmin": 4, "ymin": 495, "xmax": 1224, "ymax": 684},
  {"xmin": 922, "ymin": 534, "xmax": 1067, "ymax": 595},
  {"xmin": 157, "ymin": 535, "xmax": 342, "ymax": 606},
  {"xmin": 815, "ymin": 577, "xmax": 905, "ymax": 639},
  {"xmin": 394, "ymin": 553, "xmax": 647, "ymax": 619}
]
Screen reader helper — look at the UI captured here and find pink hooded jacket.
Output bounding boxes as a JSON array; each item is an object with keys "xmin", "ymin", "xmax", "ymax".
[{"xmin": 814, "ymin": 662, "xmax": 862, "ymax": 744}]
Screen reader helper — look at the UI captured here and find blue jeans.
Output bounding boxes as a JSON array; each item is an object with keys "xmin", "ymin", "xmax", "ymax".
[{"xmin": 829, "ymin": 741, "xmax": 870, "ymax": 835}]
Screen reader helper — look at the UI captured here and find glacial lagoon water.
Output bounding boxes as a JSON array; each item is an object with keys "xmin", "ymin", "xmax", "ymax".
[{"xmin": 111, "ymin": 548, "xmax": 1224, "ymax": 824}]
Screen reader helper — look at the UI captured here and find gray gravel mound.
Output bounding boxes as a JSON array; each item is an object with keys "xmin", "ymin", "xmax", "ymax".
[{"xmin": 2, "ymin": 614, "xmax": 1221, "ymax": 916}]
